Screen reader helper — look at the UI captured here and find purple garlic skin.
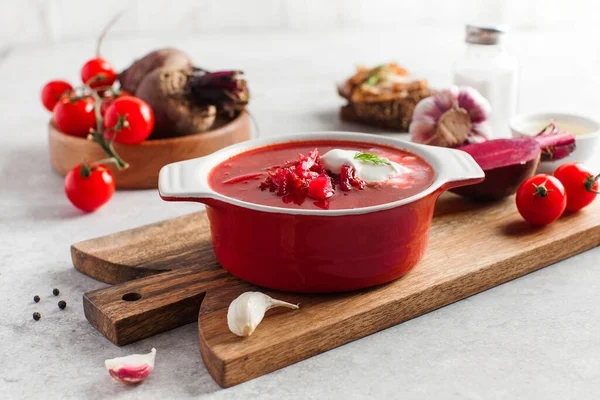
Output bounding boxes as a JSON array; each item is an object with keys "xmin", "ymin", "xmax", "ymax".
[{"xmin": 410, "ymin": 86, "xmax": 491, "ymax": 147}]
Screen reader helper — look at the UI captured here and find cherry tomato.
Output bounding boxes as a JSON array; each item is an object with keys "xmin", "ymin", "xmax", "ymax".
[
  {"xmin": 554, "ymin": 162, "xmax": 599, "ymax": 212},
  {"xmin": 104, "ymin": 96, "xmax": 154, "ymax": 145},
  {"xmin": 65, "ymin": 164, "xmax": 115, "ymax": 212},
  {"xmin": 81, "ymin": 57, "xmax": 117, "ymax": 89},
  {"xmin": 100, "ymin": 90, "xmax": 133, "ymax": 116},
  {"xmin": 41, "ymin": 80, "xmax": 73, "ymax": 112},
  {"xmin": 53, "ymin": 96, "xmax": 96, "ymax": 137},
  {"xmin": 516, "ymin": 174, "xmax": 567, "ymax": 225}
]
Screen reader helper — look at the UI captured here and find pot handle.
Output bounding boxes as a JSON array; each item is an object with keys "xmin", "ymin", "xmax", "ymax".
[
  {"xmin": 429, "ymin": 146, "xmax": 485, "ymax": 190},
  {"xmin": 158, "ymin": 157, "xmax": 214, "ymax": 201}
]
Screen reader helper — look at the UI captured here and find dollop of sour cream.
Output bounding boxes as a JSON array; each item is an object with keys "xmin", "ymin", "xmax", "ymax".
[{"xmin": 321, "ymin": 149, "xmax": 409, "ymax": 183}]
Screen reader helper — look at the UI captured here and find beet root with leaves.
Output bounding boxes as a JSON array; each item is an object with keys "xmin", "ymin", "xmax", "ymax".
[{"xmin": 121, "ymin": 48, "xmax": 249, "ymax": 139}]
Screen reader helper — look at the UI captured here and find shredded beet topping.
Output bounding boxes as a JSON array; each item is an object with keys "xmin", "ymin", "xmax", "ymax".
[
  {"xmin": 258, "ymin": 149, "xmax": 365, "ymax": 209},
  {"xmin": 339, "ymin": 164, "xmax": 365, "ymax": 191}
]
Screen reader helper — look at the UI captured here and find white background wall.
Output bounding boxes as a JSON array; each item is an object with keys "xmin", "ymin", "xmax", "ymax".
[{"xmin": 0, "ymin": 0, "xmax": 595, "ymax": 47}]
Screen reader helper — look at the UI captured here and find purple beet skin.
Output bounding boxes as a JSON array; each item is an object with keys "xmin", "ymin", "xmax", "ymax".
[{"xmin": 451, "ymin": 138, "xmax": 541, "ymax": 201}]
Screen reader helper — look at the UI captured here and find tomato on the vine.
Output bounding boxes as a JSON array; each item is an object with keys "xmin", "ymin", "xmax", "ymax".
[
  {"xmin": 104, "ymin": 96, "xmax": 154, "ymax": 145},
  {"xmin": 81, "ymin": 57, "xmax": 117, "ymax": 89},
  {"xmin": 65, "ymin": 164, "xmax": 115, "ymax": 212},
  {"xmin": 100, "ymin": 90, "xmax": 133, "ymax": 116},
  {"xmin": 41, "ymin": 80, "xmax": 73, "ymax": 112},
  {"xmin": 53, "ymin": 96, "xmax": 97, "ymax": 137},
  {"xmin": 516, "ymin": 174, "xmax": 567, "ymax": 225},
  {"xmin": 554, "ymin": 162, "xmax": 599, "ymax": 212}
]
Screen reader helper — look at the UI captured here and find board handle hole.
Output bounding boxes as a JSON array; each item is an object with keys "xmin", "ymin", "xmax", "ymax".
[{"xmin": 122, "ymin": 292, "xmax": 142, "ymax": 302}]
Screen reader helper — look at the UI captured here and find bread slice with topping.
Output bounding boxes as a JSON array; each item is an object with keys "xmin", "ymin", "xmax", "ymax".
[{"xmin": 338, "ymin": 63, "xmax": 432, "ymax": 131}]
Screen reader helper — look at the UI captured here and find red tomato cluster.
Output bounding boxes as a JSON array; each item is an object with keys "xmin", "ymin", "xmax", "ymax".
[
  {"xmin": 516, "ymin": 163, "xmax": 598, "ymax": 225},
  {"xmin": 41, "ymin": 57, "xmax": 156, "ymax": 212}
]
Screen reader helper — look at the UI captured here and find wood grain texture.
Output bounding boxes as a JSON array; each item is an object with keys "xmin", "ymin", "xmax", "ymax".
[
  {"xmin": 72, "ymin": 213, "xmax": 213, "ymax": 284},
  {"xmin": 48, "ymin": 112, "xmax": 251, "ymax": 189},
  {"xmin": 74, "ymin": 193, "xmax": 600, "ymax": 387},
  {"xmin": 84, "ymin": 267, "xmax": 234, "ymax": 346}
]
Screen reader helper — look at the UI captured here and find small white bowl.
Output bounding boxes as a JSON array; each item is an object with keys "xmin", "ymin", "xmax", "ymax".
[{"xmin": 510, "ymin": 112, "xmax": 600, "ymax": 173}]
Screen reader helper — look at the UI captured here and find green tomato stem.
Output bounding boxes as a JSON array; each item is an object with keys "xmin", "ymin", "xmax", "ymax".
[
  {"xmin": 586, "ymin": 173, "xmax": 600, "ymax": 194},
  {"xmin": 91, "ymin": 157, "xmax": 122, "ymax": 168},
  {"xmin": 86, "ymin": 86, "xmax": 128, "ymax": 170},
  {"xmin": 79, "ymin": 162, "xmax": 92, "ymax": 178}
]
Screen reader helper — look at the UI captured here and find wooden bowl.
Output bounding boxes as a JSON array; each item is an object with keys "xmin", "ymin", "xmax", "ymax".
[{"xmin": 48, "ymin": 112, "xmax": 251, "ymax": 189}]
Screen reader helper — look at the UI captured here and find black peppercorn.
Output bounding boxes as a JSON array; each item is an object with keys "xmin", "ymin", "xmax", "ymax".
[
  {"xmin": 58, "ymin": 300, "xmax": 67, "ymax": 310},
  {"xmin": 33, "ymin": 312, "xmax": 41, "ymax": 321},
  {"xmin": 52, "ymin": 288, "xmax": 60, "ymax": 296},
  {"xmin": 33, "ymin": 295, "xmax": 40, "ymax": 303}
]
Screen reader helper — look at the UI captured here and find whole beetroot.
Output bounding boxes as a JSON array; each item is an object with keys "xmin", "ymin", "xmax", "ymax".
[
  {"xmin": 119, "ymin": 48, "xmax": 194, "ymax": 94},
  {"xmin": 135, "ymin": 66, "xmax": 217, "ymax": 139}
]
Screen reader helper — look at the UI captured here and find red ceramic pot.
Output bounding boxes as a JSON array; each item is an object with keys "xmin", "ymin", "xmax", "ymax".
[{"xmin": 159, "ymin": 132, "xmax": 484, "ymax": 292}]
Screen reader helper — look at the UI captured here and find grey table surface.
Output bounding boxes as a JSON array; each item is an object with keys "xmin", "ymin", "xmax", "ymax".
[{"xmin": 1, "ymin": 28, "xmax": 599, "ymax": 399}]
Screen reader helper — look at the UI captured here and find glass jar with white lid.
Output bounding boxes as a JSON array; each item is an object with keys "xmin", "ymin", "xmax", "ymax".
[{"xmin": 453, "ymin": 25, "xmax": 519, "ymax": 139}]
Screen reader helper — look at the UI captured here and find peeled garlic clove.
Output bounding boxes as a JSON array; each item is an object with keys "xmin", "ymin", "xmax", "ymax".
[
  {"xmin": 227, "ymin": 292, "xmax": 299, "ymax": 337},
  {"xmin": 105, "ymin": 348, "xmax": 156, "ymax": 384}
]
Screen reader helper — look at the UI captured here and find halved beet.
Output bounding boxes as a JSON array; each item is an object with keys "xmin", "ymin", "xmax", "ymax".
[{"xmin": 451, "ymin": 138, "xmax": 541, "ymax": 201}]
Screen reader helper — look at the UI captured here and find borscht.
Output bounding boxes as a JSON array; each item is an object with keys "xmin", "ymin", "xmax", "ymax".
[{"xmin": 208, "ymin": 140, "xmax": 435, "ymax": 210}]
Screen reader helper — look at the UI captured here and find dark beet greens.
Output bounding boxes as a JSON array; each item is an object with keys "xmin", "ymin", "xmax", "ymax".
[{"xmin": 188, "ymin": 70, "xmax": 249, "ymax": 116}]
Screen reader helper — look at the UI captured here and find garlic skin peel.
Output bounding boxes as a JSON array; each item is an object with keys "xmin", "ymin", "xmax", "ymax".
[
  {"xmin": 227, "ymin": 292, "xmax": 299, "ymax": 337},
  {"xmin": 105, "ymin": 348, "xmax": 156, "ymax": 384},
  {"xmin": 409, "ymin": 85, "xmax": 491, "ymax": 147}
]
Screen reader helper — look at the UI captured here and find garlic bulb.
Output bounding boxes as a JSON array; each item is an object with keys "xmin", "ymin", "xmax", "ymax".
[
  {"xmin": 410, "ymin": 86, "xmax": 491, "ymax": 147},
  {"xmin": 105, "ymin": 348, "xmax": 156, "ymax": 384},
  {"xmin": 227, "ymin": 292, "xmax": 299, "ymax": 337}
]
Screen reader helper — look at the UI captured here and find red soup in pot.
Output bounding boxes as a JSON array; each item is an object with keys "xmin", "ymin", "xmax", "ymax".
[{"xmin": 208, "ymin": 140, "xmax": 435, "ymax": 210}]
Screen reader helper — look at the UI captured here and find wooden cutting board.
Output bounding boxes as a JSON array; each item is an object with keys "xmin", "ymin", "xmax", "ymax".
[{"xmin": 73, "ymin": 193, "xmax": 600, "ymax": 387}]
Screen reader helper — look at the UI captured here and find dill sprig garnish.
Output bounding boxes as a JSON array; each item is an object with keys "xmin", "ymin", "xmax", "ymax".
[{"xmin": 354, "ymin": 152, "xmax": 391, "ymax": 166}]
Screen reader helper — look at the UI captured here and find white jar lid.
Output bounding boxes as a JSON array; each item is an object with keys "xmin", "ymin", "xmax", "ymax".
[{"xmin": 465, "ymin": 25, "xmax": 509, "ymax": 45}]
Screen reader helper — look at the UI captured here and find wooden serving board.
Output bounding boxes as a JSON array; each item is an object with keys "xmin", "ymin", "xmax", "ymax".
[{"xmin": 74, "ymin": 194, "xmax": 600, "ymax": 387}]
